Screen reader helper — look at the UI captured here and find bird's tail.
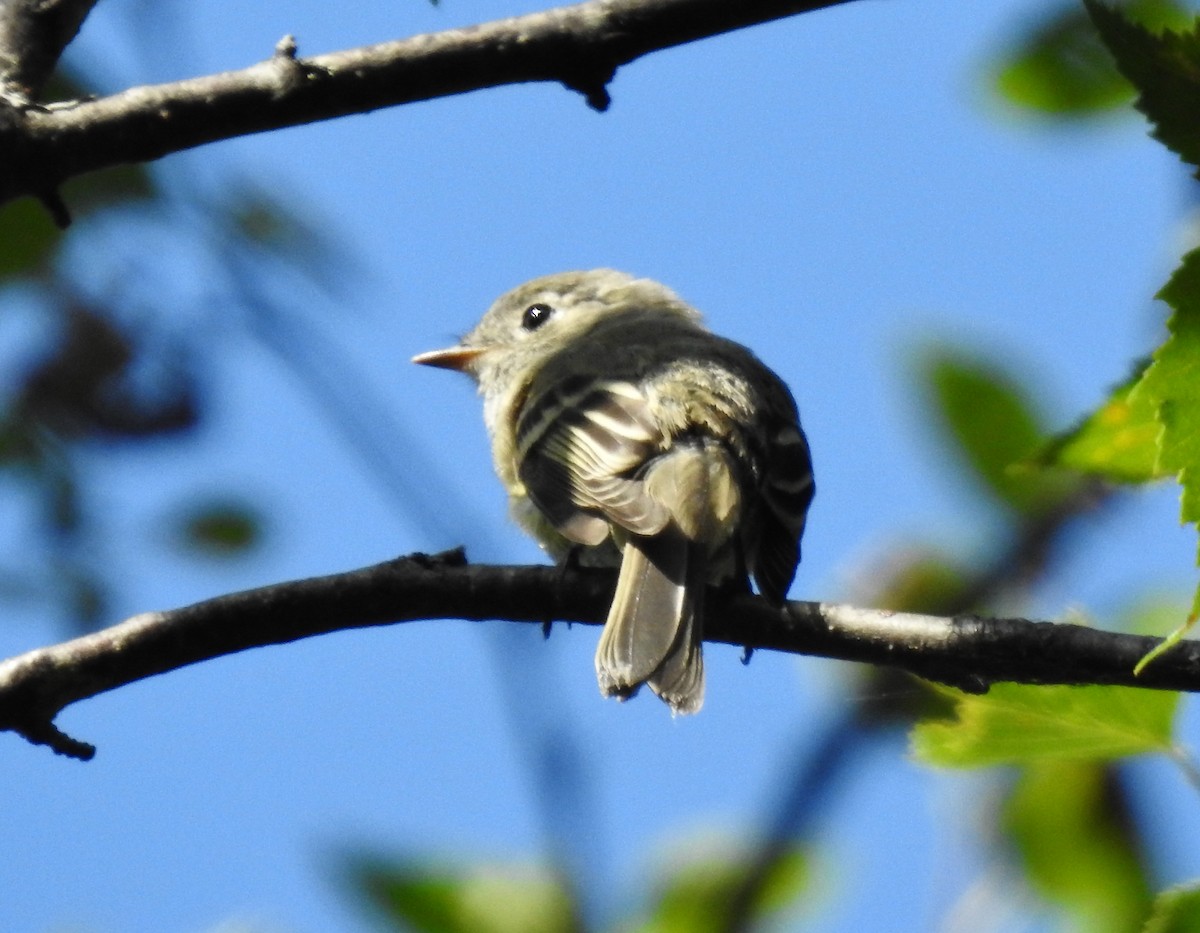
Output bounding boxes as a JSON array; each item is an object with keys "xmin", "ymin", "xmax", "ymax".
[{"xmin": 595, "ymin": 530, "xmax": 705, "ymax": 715}]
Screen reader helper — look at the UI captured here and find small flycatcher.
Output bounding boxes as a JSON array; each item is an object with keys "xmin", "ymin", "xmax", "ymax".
[{"xmin": 413, "ymin": 270, "xmax": 814, "ymax": 714}]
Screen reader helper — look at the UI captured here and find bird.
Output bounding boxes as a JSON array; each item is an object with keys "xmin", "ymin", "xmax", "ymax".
[{"xmin": 412, "ymin": 269, "xmax": 813, "ymax": 714}]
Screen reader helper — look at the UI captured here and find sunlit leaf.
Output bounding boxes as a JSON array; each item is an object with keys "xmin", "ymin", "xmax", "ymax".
[
  {"xmin": 351, "ymin": 858, "xmax": 576, "ymax": 933},
  {"xmin": 1086, "ymin": 0, "xmax": 1200, "ymax": 172},
  {"xmin": 1129, "ymin": 249, "xmax": 1200, "ymax": 636},
  {"xmin": 1137, "ymin": 251, "xmax": 1200, "ymax": 527},
  {"xmin": 992, "ymin": 0, "xmax": 1190, "ymax": 116},
  {"xmin": 920, "ymin": 347, "xmax": 1078, "ymax": 516},
  {"xmin": 1144, "ymin": 883, "xmax": 1200, "ymax": 933},
  {"xmin": 1005, "ymin": 761, "xmax": 1152, "ymax": 933},
  {"xmin": 911, "ymin": 682, "xmax": 1179, "ymax": 767},
  {"xmin": 1040, "ymin": 362, "xmax": 1165, "ymax": 482}
]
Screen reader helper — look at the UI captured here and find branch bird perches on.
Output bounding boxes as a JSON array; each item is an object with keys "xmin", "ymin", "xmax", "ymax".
[{"xmin": 0, "ymin": 548, "xmax": 1194, "ymax": 760}]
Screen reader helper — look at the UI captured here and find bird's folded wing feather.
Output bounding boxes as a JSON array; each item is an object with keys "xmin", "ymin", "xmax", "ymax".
[{"xmin": 516, "ymin": 378, "xmax": 671, "ymax": 543}]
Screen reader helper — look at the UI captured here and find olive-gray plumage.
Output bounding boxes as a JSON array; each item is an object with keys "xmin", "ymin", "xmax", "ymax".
[{"xmin": 413, "ymin": 270, "xmax": 814, "ymax": 713}]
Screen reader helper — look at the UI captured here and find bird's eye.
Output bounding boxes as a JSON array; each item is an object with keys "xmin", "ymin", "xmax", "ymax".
[{"xmin": 521, "ymin": 303, "xmax": 555, "ymax": 331}]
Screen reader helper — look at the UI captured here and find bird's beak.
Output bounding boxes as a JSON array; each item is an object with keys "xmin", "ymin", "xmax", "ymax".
[{"xmin": 411, "ymin": 345, "xmax": 488, "ymax": 373}]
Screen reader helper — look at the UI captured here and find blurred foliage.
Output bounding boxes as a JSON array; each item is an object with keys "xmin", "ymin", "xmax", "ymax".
[
  {"xmin": 172, "ymin": 498, "xmax": 264, "ymax": 558},
  {"xmin": 0, "ymin": 149, "xmax": 334, "ymax": 627},
  {"xmin": 1145, "ymin": 884, "xmax": 1200, "ymax": 932},
  {"xmin": 639, "ymin": 840, "xmax": 806, "ymax": 933},
  {"xmin": 990, "ymin": 0, "xmax": 1190, "ymax": 117},
  {"xmin": 5, "ymin": 3, "xmax": 1200, "ymax": 933},
  {"xmin": 0, "ymin": 198, "xmax": 64, "ymax": 278},
  {"xmin": 60, "ymin": 163, "xmax": 156, "ymax": 215},
  {"xmin": 901, "ymin": 5, "xmax": 1200, "ymax": 926},
  {"xmin": 856, "ymin": 547, "xmax": 971, "ymax": 617},
  {"xmin": 842, "ymin": 342, "xmax": 1116, "ymax": 737},
  {"xmin": 348, "ymin": 840, "xmax": 807, "ymax": 933},
  {"xmin": 17, "ymin": 302, "xmax": 198, "ymax": 441},
  {"xmin": 0, "ymin": 159, "xmax": 187, "ymax": 626},
  {"xmin": 1004, "ymin": 761, "xmax": 1153, "ymax": 933},
  {"xmin": 354, "ymin": 858, "xmax": 577, "ymax": 933},
  {"xmin": 910, "ymin": 596, "xmax": 1189, "ymax": 929},
  {"xmin": 920, "ymin": 346, "xmax": 1083, "ymax": 517},
  {"xmin": 885, "ymin": 330, "xmax": 1192, "ymax": 928},
  {"xmin": 225, "ymin": 182, "xmax": 356, "ymax": 294}
]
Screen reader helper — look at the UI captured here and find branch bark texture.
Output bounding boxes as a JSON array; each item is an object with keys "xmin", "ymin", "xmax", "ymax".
[
  {"xmin": 0, "ymin": 549, "xmax": 1197, "ymax": 760},
  {"xmin": 0, "ymin": 0, "xmax": 854, "ymax": 209}
]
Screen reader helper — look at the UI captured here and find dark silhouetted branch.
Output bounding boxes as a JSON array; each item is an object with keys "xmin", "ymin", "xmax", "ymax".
[
  {"xmin": 0, "ymin": 0, "xmax": 855, "ymax": 211},
  {"xmin": 0, "ymin": 547, "xmax": 1196, "ymax": 760}
]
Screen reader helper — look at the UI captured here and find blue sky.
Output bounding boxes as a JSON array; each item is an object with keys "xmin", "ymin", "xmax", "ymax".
[{"xmin": 2, "ymin": 0, "xmax": 1199, "ymax": 930}]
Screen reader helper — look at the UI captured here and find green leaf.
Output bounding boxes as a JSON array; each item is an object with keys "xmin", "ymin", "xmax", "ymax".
[
  {"xmin": 1144, "ymin": 883, "xmax": 1200, "ymax": 933},
  {"xmin": 174, "ymin": 499, "xmax": 264, "ymax": 557},
  {"xmin": 352, "ymin": 859, "xmax": 576, "ymax": 933},
  {"xmin": 1086, "ymin": 0, "xmax": 1200, "ymax": 172},
  {"xmin": 1040, "ymin": 361, "xmax": 1165, "ymax": 482},
  {"xmin": 911, "ymin": 682, "xmax": 1179, "ymax": 767},
  {"xmin": 993, "ymin": 0, "xmax": 1190, "ymax": 116},
  {"xmin": 1138, "ymin": 250, "xmax": 1200, "ymax": 522},
  {"xmin": 639, "ymin": 839, "xmax": 807, "ymax": 933},
  {"xmin": 1129, "ymin": 249, "xmax": 1200, "ymax": 619},
  {"xmin": 1005, "ymin": 761, "xmax": 1152, "ymax": 933},
  {"xmin": 920, "ymin": 347, "xmax": 1078, "ymax": 516}
]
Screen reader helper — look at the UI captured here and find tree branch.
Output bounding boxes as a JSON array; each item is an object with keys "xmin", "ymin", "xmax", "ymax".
[
  {"xmin": 0, "ymin": 0, "xmax": 855, "ymax": 211},
  {"xmin": 0, "ymin": 0, "xmax": 98, "ymax": 100},
  {"xmin": 0, "ymin": 548, "xmax": 1196, "ymax": 761}
]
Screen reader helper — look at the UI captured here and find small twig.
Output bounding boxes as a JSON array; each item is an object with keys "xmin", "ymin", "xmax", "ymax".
[{"xmin": 37, "ymin": 186, "xmax": 70, "ymax": 227}]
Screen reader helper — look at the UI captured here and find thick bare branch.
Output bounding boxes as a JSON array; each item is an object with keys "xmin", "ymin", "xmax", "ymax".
[
  {"xmin": 0, "ymin": 0, "xmax": 97, "ymax": 99},
  {"xmin": 0, "ymin": 0, "xmax": 854, "ymax": 209},
  {"xmin": 0, "ymin": 548, "xmax": 1196, "ymax": 760}
]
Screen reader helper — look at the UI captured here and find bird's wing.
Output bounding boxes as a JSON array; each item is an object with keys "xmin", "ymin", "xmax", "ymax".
[{"xmin": 516, "ymin": 378, "xmax": 671, "ymax": 544}]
